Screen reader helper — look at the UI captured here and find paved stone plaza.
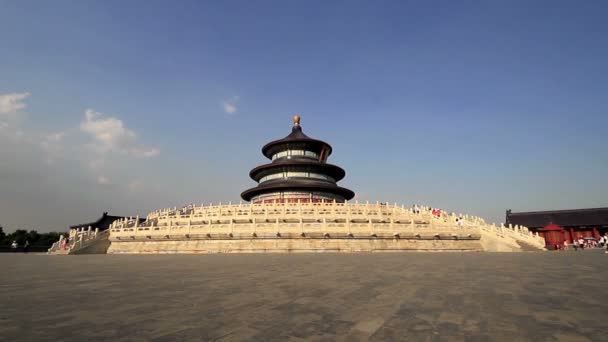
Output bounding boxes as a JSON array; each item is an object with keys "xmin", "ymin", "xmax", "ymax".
[{"xmin": 1, "ymin": 251, "xmax": 607, "ymax": 341}]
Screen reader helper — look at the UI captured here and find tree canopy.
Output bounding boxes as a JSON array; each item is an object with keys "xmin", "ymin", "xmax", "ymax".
[{"xmin": 0, "ymin": 226, "xmax": 66, "ymax": 247}]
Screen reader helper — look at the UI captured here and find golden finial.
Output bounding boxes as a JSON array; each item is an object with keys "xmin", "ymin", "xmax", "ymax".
[{"xmin": 293, "ymin": 114, "xmax": 301, "ymax": 126}]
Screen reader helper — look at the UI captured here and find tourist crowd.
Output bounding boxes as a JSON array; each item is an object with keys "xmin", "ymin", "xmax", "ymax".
[
  {"xmin": 559, "ymin": 234, "xmax": 608, "ymax": 253},
  {"xmin": 413, "ymin": 204, "xmax": 445, "ymax": 217},
  {"xmin": 59, "ymin": 237, "xmax": 71, "ymax": 250},
  {"xmin": 10, "ymin": 240, "xmax": 31, "ymax": 253},
  {"xmin": 412, "ymin": 204, "xmax": 467, "ymax": 226}
]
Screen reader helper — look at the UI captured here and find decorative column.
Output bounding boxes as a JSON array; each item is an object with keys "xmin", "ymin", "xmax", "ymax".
[
  {"xmin": 570, "ymin": 228, "xmax": 575, "ymax": 241},
  {"xmin": 347, "ymin": 205, "xmax": 351, "ymax": 234}
]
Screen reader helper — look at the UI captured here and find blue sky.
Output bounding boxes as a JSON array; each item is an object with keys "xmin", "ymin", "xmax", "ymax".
[{"xmin": 1, "ymin": 0, "xmax": 607, "ymax": 232}]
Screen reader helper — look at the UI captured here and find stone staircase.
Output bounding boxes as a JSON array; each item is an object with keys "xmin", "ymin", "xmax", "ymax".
[
  {"xmin": 516, "ymin": 240, "xmax": 545, "ymax": 252},
  {"xmin": 48, "ymin": 230, "xmax": 111, "ymax": 255},
  {"xmin": 47, "ymin": 247, "xmax": 70, "ymax": 255},
  {"xmin": 478, "ymin": 223, "xmax": 546, "ymax": 252}
]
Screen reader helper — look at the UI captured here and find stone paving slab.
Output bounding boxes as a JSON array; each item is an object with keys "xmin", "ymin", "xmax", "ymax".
[{"xmin": 0, "ymin": 251, "xmax": 607, "ymax": 341}]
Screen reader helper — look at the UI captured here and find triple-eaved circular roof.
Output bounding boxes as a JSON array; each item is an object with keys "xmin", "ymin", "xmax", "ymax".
[{"xmin": 241, "ymin": 116, "xmax": 354, "ymax": 202}]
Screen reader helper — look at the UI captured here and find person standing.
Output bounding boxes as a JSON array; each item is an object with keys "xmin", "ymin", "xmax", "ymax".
[
  {"xmin": 11, "ymin": 240, "xmax": 18, "ymax": 252},
  {"xmin": 573, "ymin": 238, "xmax": 579, "ymax": 251},
  {"xmin": 23, "ymin": 240, "xmax": 30, "ymax": 253},
  {"xmin": 578, "ymin": 237, "xmax": 585, "ymax": 250}
]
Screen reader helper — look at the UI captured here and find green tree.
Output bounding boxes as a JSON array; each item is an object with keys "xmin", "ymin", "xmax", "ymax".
[
  {"xmin": 38, "ymin": 232, "xmax": 62, "ymax": 246},
  {"xmin": 27, "ymin": 230, "xmax": 41, "ymax": 244},
  {"xmin": 0, "ymin": 227, "xmax": 66, "ymax": 248},
  {"xmin": 10, "ymin": 229, "xmax": 29, "ymax": 245}
]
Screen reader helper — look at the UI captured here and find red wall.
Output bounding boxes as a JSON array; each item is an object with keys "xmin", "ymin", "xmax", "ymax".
[{"xmin": 537, "ymin": 226, "xmax": 601, "ymax": 249}]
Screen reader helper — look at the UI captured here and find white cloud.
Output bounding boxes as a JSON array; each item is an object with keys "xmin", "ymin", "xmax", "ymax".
[
  {"xmin": 80, "ymin": 109, "xmax": 158, "ymax": 187},
  {"xmin": 97, "ymin": 175, "xmax": 111, "ymax": 185},
  {"xmin": 80, "ymin": 109, "xmax": 159, "ymax": 158},
  {"xmin": 40, "ymin": 132, "xmax": 66, "ymax": 165},
  {"xmin": 128, "ymin": 179, "xmax": 145, "ymax": 192},
  {"xmin": 0, "ymin": 92, "xmax": 30, "ymax": 116},
  {"xmin": 222, "ymin": 96, "xmax": 239, "ymax": 114},
  {"xmin": 40, "ymin": 132, "xmax": 65, "ymax": 148},
  {"xmin": 0, "ymin": 92, "xmax": 170, "ymax": 231},
  {"xmin": 223, "ymin": 102, "xmax": 237, "ymax": 114},
  {"xmin": 88, "ymin": 158, "xmax": 105, "ymax": 171},
  {"xmin": 131, "ymin": 147, "xmax": 160, "ymax": 158},
  {"xmin": 0, "ymin": 92, "xmax": 30, "ymax": 135}
]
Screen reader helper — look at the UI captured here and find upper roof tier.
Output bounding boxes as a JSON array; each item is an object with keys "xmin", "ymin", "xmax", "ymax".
[{"xmin": 261, "ymin": 115, "xmax": 332, "ymax": 160}]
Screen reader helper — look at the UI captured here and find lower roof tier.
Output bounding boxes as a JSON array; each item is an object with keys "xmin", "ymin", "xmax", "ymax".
[
  {"xmin": 250, "ymin": 192, "xmax": 346, "ymax": 203},
  {"xmin": 241, "ymin": 178, "xmax": 355, "ymax": 202}
]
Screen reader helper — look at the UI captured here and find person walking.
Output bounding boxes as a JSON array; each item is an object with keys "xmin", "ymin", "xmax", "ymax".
[
  {"xmin": 23, "ymin": 240, "xmax": 30, "ymax": 253},
  {"xmin": 573, "ymin": 238, "xmax": 579, "ymax": 251},
  {"xmin": 10, "ymin": 240, "xmax": 18, "ymax": 252}
]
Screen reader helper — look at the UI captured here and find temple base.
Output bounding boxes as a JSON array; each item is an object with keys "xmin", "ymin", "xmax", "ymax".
[{"xmin": 108, "ymin": 238, "xmax": 484, "ymax": 254}]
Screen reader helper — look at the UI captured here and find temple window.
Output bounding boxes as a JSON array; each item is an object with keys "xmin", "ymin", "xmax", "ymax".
[
  {"xmin": 260, "ymin": 172, "xmax": 335, "ymax": 183},
  {"xmin": 272, "ymin": 150, "xmax": 319, "ymax": 160}
]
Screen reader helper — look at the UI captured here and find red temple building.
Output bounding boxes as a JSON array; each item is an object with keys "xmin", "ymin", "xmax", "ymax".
[{"xmin": 506, "ymin": 208, "xmax": 608, "ymax": 249}]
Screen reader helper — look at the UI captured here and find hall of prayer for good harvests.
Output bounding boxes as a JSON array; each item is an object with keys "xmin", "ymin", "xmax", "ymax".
[
  {"xmin": 49, "ymin": 116, "xmax": 546, "ymax": 254},
  {"xmin": 241, "ymin": 115, "xmax": 354, "ymax": 204}
]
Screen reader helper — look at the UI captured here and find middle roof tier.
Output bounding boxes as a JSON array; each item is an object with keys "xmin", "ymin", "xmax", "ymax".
[{"xmin": 248, "ymin": 158, "xmax": 347, "ymax": 183}]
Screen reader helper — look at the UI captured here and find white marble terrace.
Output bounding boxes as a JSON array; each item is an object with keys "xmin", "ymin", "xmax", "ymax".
[{"xmin": 108, "ymin": 201, "xmax": 545, "ymax": 250}]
